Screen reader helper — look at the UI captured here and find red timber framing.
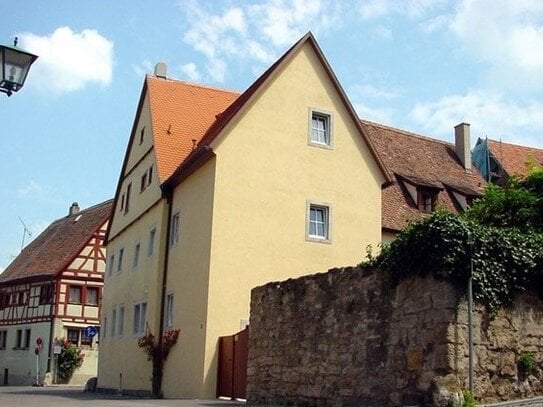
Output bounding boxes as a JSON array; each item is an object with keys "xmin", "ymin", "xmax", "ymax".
[
  {"xmin": 0, "ymin": 280, "xmax": 55, "ymax": 325},
  {"xmin": 0, "ymin": 223, "xmax": 107, "ymax": 327},
  {"xmin": 55, "ymin": 225, "xmax": 106, "ymax": 325}
]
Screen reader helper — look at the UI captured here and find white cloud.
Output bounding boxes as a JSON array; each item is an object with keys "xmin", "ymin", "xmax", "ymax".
[
  {"xmin": 353, "ymin": 101, "xmax": 395, "ymax": 124},
  {"xmin": 409, "ymin": 90, "xmax": 543, "ymax": 147},
  {"xmin": 18, "ymin": 26, "xmax": 113, "ymax": 93},
  {"xmin": 359, "ymin": 0, "xmax": 448, "ymax": 20},
  {"xmin": 180, "ymin": 0, "xmax": 340, "ymax": 83},
  {"xmin": 371, "ymin": 25, "xmax": 393, "ymax": 41},
  {"xmin": 350, "ymin": 83, "xmax": 400, "ymax": 100},
  {"xmin": 132, "ymin": 60, "xmax": 154, "ymax": 78},
  {"xmin": 17, "ymin": 180, "xmax": 44, "ymax": 196},
  {"xmin": 178, "ymin": 62, "xmax": 201, "ymax": 82},
  {"xmin": 450, "ymin": 0, "xmax": 543, "ymax": 91}
]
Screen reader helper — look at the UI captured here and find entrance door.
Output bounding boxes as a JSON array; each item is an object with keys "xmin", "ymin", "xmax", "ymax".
[{"xmin": 217, "ymin": 327, "xmax": 249, "ymax": 399}]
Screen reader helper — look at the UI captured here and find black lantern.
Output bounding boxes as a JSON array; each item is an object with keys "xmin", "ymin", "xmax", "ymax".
[{"xmin": 0, "ymin": 38, "xmax": 38, "ymax": 96}]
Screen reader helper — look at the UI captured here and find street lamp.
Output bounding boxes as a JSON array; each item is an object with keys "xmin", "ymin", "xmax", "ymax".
[{"xmin": 0, "ymin": 37, "xmax": 38, "ymax": 96}]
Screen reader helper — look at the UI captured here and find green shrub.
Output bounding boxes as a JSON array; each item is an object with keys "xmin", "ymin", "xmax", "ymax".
[
  {"xmin": 519, "ymin": 352, "xmax": 536, "ymax": 376},
  {"xmin": 57, "ymin": 339, "xmax": 84, "ymax": 383},
  {"xmin": 462, "ymin": 389, "xmax": 476, "ymax": 407}
]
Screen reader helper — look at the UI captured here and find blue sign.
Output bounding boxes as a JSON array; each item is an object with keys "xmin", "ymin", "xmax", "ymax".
[{"xmin": 84, "ymin": 326, "xmax": 98, "ymax": 339}]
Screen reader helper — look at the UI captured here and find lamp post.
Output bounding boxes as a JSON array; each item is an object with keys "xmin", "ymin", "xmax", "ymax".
[{"xmin": 0, "ymin": 37, "xmax": 38, "ymax": 96}]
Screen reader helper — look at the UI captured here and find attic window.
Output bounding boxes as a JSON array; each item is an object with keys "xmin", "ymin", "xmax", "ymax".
[
  {"xmin": 418, "ymin": 189, "xmax": 437, "ymax": 213},
  {"xmin": 139, "ymin": 127, "xmax": 145, "ymax": 145}
]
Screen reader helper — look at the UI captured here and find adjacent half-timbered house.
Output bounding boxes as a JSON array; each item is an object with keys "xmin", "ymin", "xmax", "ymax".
[{"xmin": 0, "ymin": 200, "xmax": 112, "ymax": 386}]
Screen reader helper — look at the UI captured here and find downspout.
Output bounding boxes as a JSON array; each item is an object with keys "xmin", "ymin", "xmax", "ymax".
[
  {"xmin": 46, "ymin": 278, "xmax": 57, "ymax": 373},
  {"xmin": 158, "ymin": 188, "xmax": 173, "ymax": 343}
]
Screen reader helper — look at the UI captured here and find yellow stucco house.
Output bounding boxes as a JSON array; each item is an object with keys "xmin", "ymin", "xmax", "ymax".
[{"xmin": 97, "ymin": 32, "xmax": 390, "ymax": 398}]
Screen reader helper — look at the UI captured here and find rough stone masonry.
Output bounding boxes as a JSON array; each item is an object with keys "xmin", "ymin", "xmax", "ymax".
[{"xmin": 247, "ymin": 266, "xmax": 543, "ymax": 406}]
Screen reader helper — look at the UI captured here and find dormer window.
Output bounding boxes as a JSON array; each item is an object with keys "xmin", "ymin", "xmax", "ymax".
[{"xmin": 418, "ymin": 189, "xmax": 437, "ymax": 213}]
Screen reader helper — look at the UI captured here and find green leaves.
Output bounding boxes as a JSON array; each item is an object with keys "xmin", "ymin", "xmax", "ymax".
[{"xmin": 373, "ymin": 212, "xmax": 543, "ymax": 310}]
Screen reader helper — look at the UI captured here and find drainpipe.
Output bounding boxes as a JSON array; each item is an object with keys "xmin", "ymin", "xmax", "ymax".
[
  {"xmin": 158, "ymin": 189, "xmax": 173, "ymax": 344},
  {"xmin": 46, "ymin": 279, "xmax": 57, "ymax": 373}
]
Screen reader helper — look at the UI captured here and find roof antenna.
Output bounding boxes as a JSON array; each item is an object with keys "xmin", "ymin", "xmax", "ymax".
[
  {"xmin": 18, "ymin": 216, "xmax": 32, "ymax": 252},
  {"xmin": 192, "ymin": 139, "xmax": 197, "ymax": 150},
  {"xmin": 167, "ymin": 124, "xmax": 172, "ymax": 135}
]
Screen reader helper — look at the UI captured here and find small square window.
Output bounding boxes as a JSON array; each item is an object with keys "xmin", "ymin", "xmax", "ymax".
[
  {"xmin": 133, "ymin": 243, "xmax": 140, "ymax": 269},
  {"xmin": 140, "ymin": 172, "xmax": 148, "ymax": 192},
  {"xmin": 69, "ymin": 286, "xmax": 82, "ymax": 304},
  {"xmin": 125, "ymin": 183, "xmax": 132, "ymax": 214},
  {"xmin": 39, "ymin": 284, "xmax": 54, "ymax": 305},
  {"xmin": 148, "ymin": 228, "xmax": 156, "ymax": 257},
  {"xmin": 86, "ymin": 287, "xmax": 99, "ymax": 306},
  {"xmin": 24, "ymin": 329, "xmax": 31, "ymax": 349},
  {"xmin": 170, "ymin": 212, "xmax": 180, "ymax": 246},
  {"xmin": 108, "ymin": 254, "xmax": 115, "ymax": 277},
  {"xmin": 67, "ymin": 329, "xmax": 80, "ymax": 345},
  {"xmin": 133, "ymin": 301, "xmax": 147, "ymax": 335},
  {"xmin": 418, "ymin": 189, "xmax": 437, "ymax": 214},
  {"xmin": 0, "ymin": 330, "xmax": 7, "ymax": 350},
  {"xmin": 309, "ymin": 110, "xmax": 332, "ymax": 147},
  {"xmin": 307, "ymin": 202, "xmax": 331, "ymax": 242},
  {"xmin": 117, "ymin": 248, "xmax": 124, "ymax": 273},
  {"xmin": 165, "ymin": 293, "xmax": 174, "ymax": 328}
]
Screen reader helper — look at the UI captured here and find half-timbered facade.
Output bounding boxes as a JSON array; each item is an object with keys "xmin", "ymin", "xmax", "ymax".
[{"xmin": 0, "ymin": 200, "xmax": 112, "ymax": 386}]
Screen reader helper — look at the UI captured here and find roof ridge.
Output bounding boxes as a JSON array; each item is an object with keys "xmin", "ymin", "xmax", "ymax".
[
  {"xmin": 146, "ymin": 74, "xmax": 240, "ymax": 96},
  {"xmin": 361, "ymin": 119, "xmax": 454, "ymax": 147},
  {"xmin": 64, "ymin": 198, "xmax": 114, "ymax": 219},
  {"xmin": 486, "ymin": 137, "xmax": 543, "ymax": 152}
]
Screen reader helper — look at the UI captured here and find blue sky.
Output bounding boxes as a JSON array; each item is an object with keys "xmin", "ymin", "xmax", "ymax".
[{"xmin": 1, "ymin": 0, "xmax": 543, "ymax": 271}]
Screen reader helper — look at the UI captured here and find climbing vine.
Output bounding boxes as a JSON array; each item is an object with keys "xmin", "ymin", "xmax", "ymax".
[
  {"xmin": 370, "ymin": 211, "xmax": 543, "ymax": 310},
  {"xmin": 369, "ymin": 167, "xmax": 543, "ymax": 310},
  {"xmin": 138, "ymin": 329, "xmax": 180, "ymax": 398}
]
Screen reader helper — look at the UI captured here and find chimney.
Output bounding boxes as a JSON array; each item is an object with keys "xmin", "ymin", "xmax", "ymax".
[
  {"xmin": 154, "ymin": 62, "xmax": 167, "ymax": 79},
  {"xmin": 69, "ymin": 202, "xmax": 80, "ymax": 216},
  {"xmin": 454, "ymin": 122, "xmax": 472, "ymax": 171}
]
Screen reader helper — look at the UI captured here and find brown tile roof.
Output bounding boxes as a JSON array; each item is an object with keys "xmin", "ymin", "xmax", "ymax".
[
  {"xmin": 147, "ymin": 77, "xmax": 239, "ymax": 183},
  {"xmin": 0, "ymin": 200, "xmax": 113, "ymax": 284},
  {"xmin": 486, "ymin": 138, "xmax": 543, "ymax": 178},
  {"xmin": 361, "ymin": 120, "xmax": 486, "ymax": 232}
]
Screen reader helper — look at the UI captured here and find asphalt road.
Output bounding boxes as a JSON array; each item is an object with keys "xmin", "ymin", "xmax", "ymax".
[{"xmin": 0, "ymin": 386, "xmax": 247, "ymax": 407}]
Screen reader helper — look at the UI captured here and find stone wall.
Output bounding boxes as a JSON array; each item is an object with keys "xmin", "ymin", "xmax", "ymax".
[{"xmin": 247, "ymin": 267, "xmax": 543, "ymax": 406}]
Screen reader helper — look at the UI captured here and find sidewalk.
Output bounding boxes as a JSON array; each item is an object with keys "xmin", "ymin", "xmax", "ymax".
[{"xmin": 0, "ymin": 385, "xmax": 247, "ymax": 407}]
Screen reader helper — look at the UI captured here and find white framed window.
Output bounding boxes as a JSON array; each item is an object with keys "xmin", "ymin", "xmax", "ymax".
[
  {"xmin": 165, "ymin": 293, "xmax": 174, "ymax": 328},
  {"xmin": 111, "ymin": 308, "xmax": 117, "ymax": 337},
  {"xmin": 306, "ymin": 201, "xmax": 331, "ymax": 243},
  {"xmin": 124, "ymin": 183, "xmax": 132, "ymax": 214},
  {"xmin": 170, "ymin": 212, "xmax": 180, "ymax": 246},
  {"xmin": 108, "ymin": 254, "xmax": 115, "ymax": 277},
  {"xmin": 118, "ymin": 305, "xmax": 125, "ymax": 336},
  {"xmin": 308, "ymin": 109, "xmax": 333, "ymax": 148},
  {"xmin": 103, "ymin": 317, "xmax": 108, "ymax": 340},
  {"xmin": 0, "ymin": 330, "xmax": 6, "ymax": 350},
  {"xmin": 117, "ymin": 248, "xmax": 124, "ymax": 273},
  {"xmin": 133, "ymin": 301, "xmax": 147, "ymax": 335},
  {"xmin": 148, "ymin": 228, "xmax": 156, "ymax": 257},
  {"xmin": 133, "ymin": 243, "xmax": 140, "ymax": 269}
]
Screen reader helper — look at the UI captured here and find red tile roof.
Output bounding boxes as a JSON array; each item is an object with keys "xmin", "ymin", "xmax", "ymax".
[
  {"xmin": 361, "ymin": 120, "xmax": 486, "ymax": 232},
  {"xmin": 486, "ymin": 138, "xmax": 543, "ymax": 178},
  {"xmin": 0, "ymin": 200, "xmax": 113, "ymax": 284},
  {"xmin": 165, "ymin": 31, "xmax": 390, "ymax": 188},
  {"xmin": 147, "ymin": 77, "xmax": 239, "ymax": 183}
]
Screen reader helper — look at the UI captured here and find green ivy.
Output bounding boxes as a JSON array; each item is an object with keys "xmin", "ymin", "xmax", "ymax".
[{"xmin": 373, "ymin": 211, "xmax": 543, "ymax": 310}]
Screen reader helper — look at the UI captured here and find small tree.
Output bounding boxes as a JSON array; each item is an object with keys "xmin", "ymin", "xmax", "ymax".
[
  {"xmin": 56, "ymin": 338, "xmax": 84, "ymax": 383},
  {"xmin": 138, "ymin": 329, "xmax": 180, "ymax": 397}
]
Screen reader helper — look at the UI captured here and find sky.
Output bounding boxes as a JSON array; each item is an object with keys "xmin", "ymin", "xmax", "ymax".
[{"xmin": 1, "ymin": 0, "xmax": 543, "ymax": 272}]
